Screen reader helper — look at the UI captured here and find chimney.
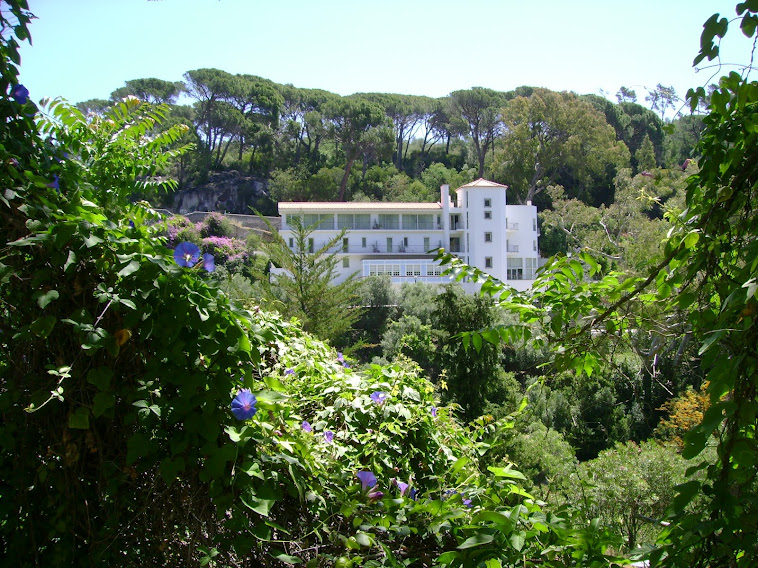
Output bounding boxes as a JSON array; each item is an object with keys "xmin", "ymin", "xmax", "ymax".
[{"xmin": 441, "ymin": 184, "xmax": 450, "ymax": 207}]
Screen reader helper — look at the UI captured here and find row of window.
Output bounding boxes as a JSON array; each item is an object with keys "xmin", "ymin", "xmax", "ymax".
[
  {"xmin": 366, "ymin": 264, "xmax": 444, "ymax": 277},
  {"xmin": 286, "ymin": 213, "xmax": 438, "ymax": 231}
]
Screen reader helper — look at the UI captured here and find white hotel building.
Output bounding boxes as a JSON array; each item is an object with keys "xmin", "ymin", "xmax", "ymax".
[{"xmin": 277, "ymin": 178, "xmax": 539, "ymax": 292}]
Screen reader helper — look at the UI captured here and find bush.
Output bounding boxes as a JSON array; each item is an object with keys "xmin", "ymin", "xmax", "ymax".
[{"xmin": 198, "ymin": 211, "xmax": 234, "ymax": 238}]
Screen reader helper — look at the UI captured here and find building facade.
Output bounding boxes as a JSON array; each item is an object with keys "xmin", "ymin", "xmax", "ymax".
[{"xmin": 277, "ymin": 178, "xmax": 539, "ymax": 291}]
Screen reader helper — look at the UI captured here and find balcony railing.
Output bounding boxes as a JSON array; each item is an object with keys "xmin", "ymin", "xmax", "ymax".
[
  {"xmin": 506, "ymin": 222, "xmax": 519, "ymax": 230},
  {"xmin": 329, "ymin": 244, "xmax": 444, "ymax": 254},
  {"xmin": 507, "ymin": 245, "xmax": 519, "ymax": 252}
]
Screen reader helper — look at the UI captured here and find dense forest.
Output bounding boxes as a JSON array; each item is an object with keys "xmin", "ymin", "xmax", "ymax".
[
  {"xmin": 77, "ymin": 67, "xmax": 701, "ymax": 217},
  {"xmin": 3, "ymin": 0, "xmax": 758, "ymax": 567}
]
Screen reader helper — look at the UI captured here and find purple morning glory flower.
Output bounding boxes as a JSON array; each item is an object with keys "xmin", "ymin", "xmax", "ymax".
[
  {"xmin": 128, "ymin": 220, "xmax": 136, "ymax": 229},
  {"xmin": 284, "ymin": 368, "xmax": 295, "ymax": 376},
  {"xmin": 301, "ymin": 420, "xmax": 312, "ymax": 433},
  {"xmin": 173, "ymin": 241, "xmax": 200, "ymax": 268},
  {"xmin": 336, "ymin": 352, "xmax": 345, "ymax": 363},
  {"xmin": 202, "ymin": 253, "xmax": 215, "ymax": 273},
  {"xmin": 323, "ymin": 430, "xmax": 334, "ymax": 443},
  {"xmin": 356, "ymin": 470, "xmax": 377, "ymax": 491},
  {"xmin": 11, "ymin": 84, "xmax": 29, "ymax": 105},
  {"xmin": 409, "ymin": 488, "xmax": 419, "ymax": 501},
  {"xmin": 367, "ymin": 490, "xmax": 384, "ymax": 502},
  {"xmin": 431, "ymin": 406, "xmax": 438, "ymax": 418},
  {"xmin": 47, "ymin": 175, "xmax": 60, "ymax": 192},
  {"xmin": 397, "ymin": 481, "xmax": 409, "ymax": 497},
  {"xmin": 231, "ymin": 388, "xmax": 257, "ymax": 420},
  {"xmin": 342, "ymin": 361, "xmax": 350, "ymax": 369},
  {"xmin": 370, "ymin": 391, "xmax": 388, "ymax": 405},
  {"xmin": 463, "ymin": 498, "xmax": 473, "ymax": 508}
]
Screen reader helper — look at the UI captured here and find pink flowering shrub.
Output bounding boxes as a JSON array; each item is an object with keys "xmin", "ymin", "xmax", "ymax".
[
  {"xmin": 201, "ymin": 235, "xmax": 248, "ymax": 266},
  {"xmin": 164, "ymin": 216, "xmax": 201, "ymax": 248}
]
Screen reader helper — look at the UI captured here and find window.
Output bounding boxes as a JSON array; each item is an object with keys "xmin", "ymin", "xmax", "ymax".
[
  {"xmin": 533, "ymin": 218, "xmax": 537, "ymax": 231},
  {"xmin": 485, "ymin": 257, "xmax": 493, "ymax": 269},
  {"xmin": 386, "ymin": 237, "xmax": 393, "ymax": 252},
  {"xmin": 367, "ymin": 263, "xmax": 400, "ymax": 276},
  {"xmin": 533, "ymin": 240, "xmax": 537, "ymax": 252},
  {"xmin": 402, "ymin": 214, "xmax": 434, "ymax": 230},
  {"xmin": 429, "ymin": 264, "xmax": 442, "ymax": 276},
  {"xmin": 484, "ymin": 211, "xmax": 492, "ymax": 220},
  {"xmin": 303, "ymin": 213, "xmax": 334, "ymax": 230},
  {"xmin": 484, "ymin": 232, "xmax": 492, "ymax": 243},
  {"xmin": 406, "ymin": 264, "xmax": 421, "ymax": 277},
  {"xmin": 507, "ymin": 258, "xmax": 524, "ymax": 280},
  {"xmin": 362, "ymin": 237, "xmax": 367, "ymax": 248},
  {"xmin": 484, "ymin": 198, "xmax": 491, "ymax": 207},
  {"xmin": 377, "ymin": 214, "xmax": 399, "ymax": 229},
  {"xmin": 342, "ymin": 237, "xmax": 348, "ymax": 253},
  {"xmin": 288, "ymin": 237, "xmax": 294, "ymax": 248},
  {"xmin": 525, "ymin": 258, "xmax": 537, "ymax": 279},
  {"xmin": 308, "ymin": 238, "xmax": 314, "ymax": 253},
  {"xmin": 337, "ymin": 214, "xmax": 371, "ymax": 230},
  {"xmin": 342, "ymin": 258, "xmax": 350, "ymax": 268},
  {"xmin": 423, "ymin": 237, "xmax": 430, "ymax": 251}
]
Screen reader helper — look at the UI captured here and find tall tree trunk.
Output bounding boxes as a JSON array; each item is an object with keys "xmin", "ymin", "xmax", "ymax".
[{"xmin": 338, "ymin": 155, "xmax": 357, "ymax": 201}]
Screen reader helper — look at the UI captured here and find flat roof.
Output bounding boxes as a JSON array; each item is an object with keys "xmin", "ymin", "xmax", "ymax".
[{"xmin": 279, "ymin": 202, "xmax": 442, "ymax": 211}]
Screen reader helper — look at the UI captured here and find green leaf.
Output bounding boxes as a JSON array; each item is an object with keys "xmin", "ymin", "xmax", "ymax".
[
  {"xmin": 87, "ymin": 367, "xmax": 113, "ymax": 390},
  {"xmin": 509, "ymin": 532, "xmax": 526, "ymax": 551},
  {"xmin": 93, "ymin": 392, "xmax": 115, "ymax": 418},
  {"xmin": 117, "ymin": 260, "xmax": 140, "ymax": 278},
  {"xmin": 36, "ymin": 290, "xmax": 59, "ymax": 309},
  {"xmin": 83, "ymin": 234, "xmax": 103, "ymax": 248},
  {"xmin": 241, "ymin": 484, "xmax": 278, "ymax": 517},
  {"xmin": 68, "ymin": 407, "xmax": 90, "ymax": 429},
  {"xmin": 270, "ymin": 551, "xmax": 302, "ymax": 565},
  {"xmin": 30, "ymin": 315, "xmax": 56, "ymax": 338},
  {"xmin": 457, "ymin": 529, "xmax": 496, "ymax": 549},
  {"xmin": 487, "ymin": 465, "xmax": 526, "ymax": 480},
  {"xmin": 263, "ymin": 375, "xmax": 286, "ymax": 392}
]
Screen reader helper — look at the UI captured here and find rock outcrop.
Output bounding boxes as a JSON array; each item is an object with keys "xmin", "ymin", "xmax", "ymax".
[{"xmin": 173, "ymin": 171, "xmax": 268, "ymax": 214}]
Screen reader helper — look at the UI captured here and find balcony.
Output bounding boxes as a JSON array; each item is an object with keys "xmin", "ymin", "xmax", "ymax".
[
  {"xmin": 507, "ymin": 244, "xmax": 519, "ymax": 253},
  {"xmin": 334, "ymin": 244, "xmax": 443, "ymax": 254},
  {"xmin": 506, "ymin": 222, "xmax": 519, "ymax": 230}
]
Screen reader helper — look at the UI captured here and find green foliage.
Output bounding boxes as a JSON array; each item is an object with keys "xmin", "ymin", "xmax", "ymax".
[
  {"xmin": 3, "ymin": 12, "xmax": 627, "ymax": 565},
  {"xmin": 256, "ymin": 216, "xmax": 363, "ymax": 344},
  {"xmin": 435, "ymin": 4, "xmax": 758, "ymax": 564},
  {"xmin": 571, "ymin": 441, "xmax": 689, "ymax": 551},
  {"xmin": 198, "ymin": 211, "xmax": 234, "ymax": 238}
]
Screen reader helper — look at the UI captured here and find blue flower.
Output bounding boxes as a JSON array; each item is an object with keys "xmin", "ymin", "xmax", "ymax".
[
  {"xmin": 336, "ymin": 352, "xmax": 345, "ymax": 363},
  {"xmin": 301, "ymin": 420, "xmax": 312, "ymax": 433},
  {"xmin": 284, "ymin": 368, "xmax": 295, "ymax": 376},
  {"xmin": 47, "ymin": 175, "xmax": 60, "ymax": 193},
  {"xmin": 323, "ymin": 430, "xmax": 334, "ymax": 443},
  {"xmin": 463, "ymin": 498, "xmax": 473, "ymax": 508},
  {"xmin": 370, "ymin": 391, "xmax": 388, "ymax": 405},
  {"xmin": 231, "ymin": 388, "xmax": 257, "ymax": 420},
  {"xmin": 396, "ymin": 480, "xmax": 409, "ymax": 497},
  {"xmin": 431, "ymin": 406, "xmax": 438, "ymax": 418},
  {"xmin": 173, "ymin": 241, "xmax": 200, "ymax": 268},
  {"xmin": 11, "ymin": 84, "xmax": 29, "ymax": 105},
  {"xmin": 356, "ymin": 470, "xmax": 377, "ymax": 491},
  {"xmin": 202, "ymin": 253, "xmax": 215, "ymax": 273}
]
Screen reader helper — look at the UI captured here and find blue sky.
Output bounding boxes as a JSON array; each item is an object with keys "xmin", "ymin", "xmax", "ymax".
[{"xmin": 18, "ymin": 0, "xmax": 753, "ymax": 109}]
